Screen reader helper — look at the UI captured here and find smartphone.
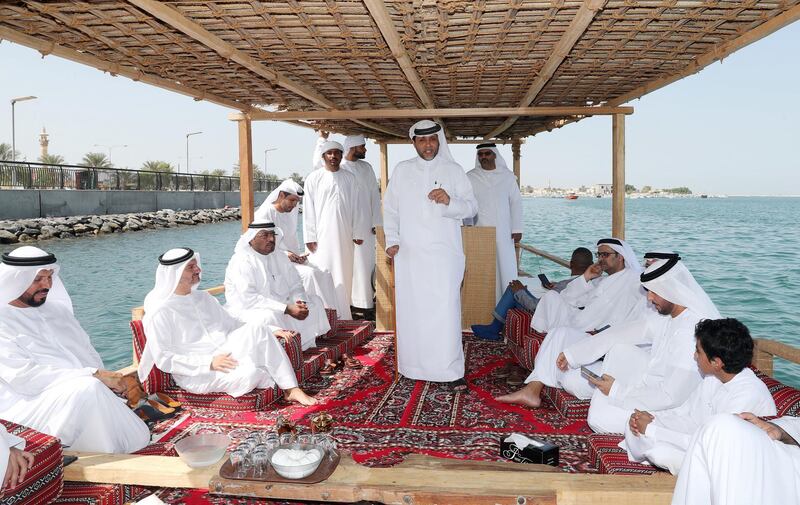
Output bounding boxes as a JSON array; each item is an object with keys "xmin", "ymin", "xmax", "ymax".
[
  {"xmin": 63, "ymin": 455, "xmax": 78, "ymax": 467},
  {"xmin": 581, "ymin": 366, "xmax": 600, "ymax": 381},
  {"xmin": 537, "ymin": 273, "xmax": 551, "ymax": 287},
  {"xmin": 594, "ymin": 324, "xmax": 611, "ymax": 334}
]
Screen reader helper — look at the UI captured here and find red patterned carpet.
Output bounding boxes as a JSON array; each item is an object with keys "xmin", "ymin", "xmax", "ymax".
[{"xmin": 135, "ymin": 332, "xmax": 596, "ymax": 504}]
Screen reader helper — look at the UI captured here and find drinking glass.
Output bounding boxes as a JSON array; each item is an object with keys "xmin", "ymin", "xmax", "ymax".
[
  {"xmin": 229, "ymin": 448, "xmax": 248, "ymax": 478},
  {"xmin": 251, "ymin": 448, "xmax": 269, "ymax": 478}
]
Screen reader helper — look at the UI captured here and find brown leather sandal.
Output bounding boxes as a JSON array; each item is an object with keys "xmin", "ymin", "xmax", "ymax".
[
  {"xmin": 342, "ymin": 354, "xmax": 362, "ymax": 370},
  {"xmin": 319, "ymin": 359, "xmax": 338, "ymax": 376}
]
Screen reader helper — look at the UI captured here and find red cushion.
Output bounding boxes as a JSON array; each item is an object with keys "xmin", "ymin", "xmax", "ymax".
[
  {"xmin": 278, "ymin": 331, "xmax": 304, "ymax": 371},
  {"xmin": 55, "ymin": 483, "xmax": 151, "ymax": 505},
  {"xmin": 587, "ymin": 433, "xmax": 661, "ymax": 475},
  {"xmin": 752, "ymin": 367, "xmax": 800, "ymax": 417},
  {"xmin": 0, "ymin": 420, "xmax": 63, "ymax": 505},
  {"xmin": 130, "ymin": 320, "xmax": 173, "ymax": 394},
  {"xmin": 504, "ymin": 308, "xmax": 532, "ymax": 347},
  {"xmin": 542, "ymin": 386, "xmax": 590, "ymax": 420},
  {"xmin": 325, "ymin": 308, "xmax": 338, "ymax": 338}
]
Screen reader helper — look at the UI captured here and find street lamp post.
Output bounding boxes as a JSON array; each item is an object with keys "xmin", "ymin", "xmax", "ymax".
[
  {"xmin": 264, "ymin": 147, "xmax": 278, "ymax": 175},
  {"xmin": 186, "ymin": 131, "xmax": 202, "ymax": 174},
  {"xmin": 10, "ymin": 95, "xmax": 37, "ymax": 162}
]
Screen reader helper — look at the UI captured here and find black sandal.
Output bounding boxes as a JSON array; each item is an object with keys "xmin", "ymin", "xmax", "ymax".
[{"xmin": 449, "ymin": 378, "xmax": 469, "ymax": 392}]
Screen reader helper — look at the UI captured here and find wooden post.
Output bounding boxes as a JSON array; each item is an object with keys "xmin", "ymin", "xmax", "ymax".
[
  {"xmin": 511, "ymin": 139, "xmax": 521, "ymax": 188},
  {"xmin": 612, "ymin": 114, "xmax": 625, "ymax": 239},
  {"xmin": 237, "ymin": 117, "xmax": 254, "ymax": 233},
  {"xmin": 379, "ymin": 142, "xmax": 389, "ymax": 194}
]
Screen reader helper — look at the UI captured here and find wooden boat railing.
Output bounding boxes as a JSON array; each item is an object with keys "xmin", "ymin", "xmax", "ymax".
[{"xmin": 516, "ymin": 242, "xmax": 571, "ymax": 277}]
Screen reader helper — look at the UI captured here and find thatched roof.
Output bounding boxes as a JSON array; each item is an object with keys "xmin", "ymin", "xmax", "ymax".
[{"xmin": 1, "ymin": 1, "xmax": 798, "ymax": 140}]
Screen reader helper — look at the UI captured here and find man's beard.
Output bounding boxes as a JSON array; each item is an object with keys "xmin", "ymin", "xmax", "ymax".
[
  {"xmin": 18, "ymin": 289, "xmax": 48, "ymax": 307},
  {"xmin": 655, "ymin": 302, "xmax": 674, "ymax": 315},
  {"xmin": 355, "ymin": 151, "xmax": 366, "ymax": 160}
]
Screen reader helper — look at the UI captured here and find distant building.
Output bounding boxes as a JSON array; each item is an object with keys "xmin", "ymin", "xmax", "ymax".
[{"xmin": 592, "ymin": 183, "xmax": 612, "ymax": 196}]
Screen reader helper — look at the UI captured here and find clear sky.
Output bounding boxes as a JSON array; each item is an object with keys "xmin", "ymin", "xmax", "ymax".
[{"xmin": 1, "ymin": 20, "xmax": 798, "ymax": 195}]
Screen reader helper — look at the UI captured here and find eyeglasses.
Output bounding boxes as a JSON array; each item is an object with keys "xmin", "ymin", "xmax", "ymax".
[{"xmin": 595, "ymin": 251, "xmax": 619, "ymax": 259}]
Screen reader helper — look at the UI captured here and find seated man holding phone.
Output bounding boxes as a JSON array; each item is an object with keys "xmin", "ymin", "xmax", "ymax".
[
  {"xmin": 497, "ymin": 252, "xmax": 716, "ymax": 413},
  {"xmin": 471, "ymin": 247, "xmax": 593, "ymax": 341}
]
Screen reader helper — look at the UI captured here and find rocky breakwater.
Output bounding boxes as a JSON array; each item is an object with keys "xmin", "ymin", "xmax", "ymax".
[{"xmin": 0, "ymin": 208, "xmax": 242, "ymax": 244}]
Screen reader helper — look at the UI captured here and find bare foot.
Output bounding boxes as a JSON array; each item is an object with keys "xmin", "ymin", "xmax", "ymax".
[
  {"xmin": 284, "ymin": 387, "xmax": 318, "ymax": 406},
  {"xmin": 494, "ymin": 383, "xmax": 542, "ymax": 408}
]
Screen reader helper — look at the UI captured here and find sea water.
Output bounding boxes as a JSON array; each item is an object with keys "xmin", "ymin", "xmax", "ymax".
[{"xmin": 2, "ymin": 197, "xmax": 798, "ymax": 383}]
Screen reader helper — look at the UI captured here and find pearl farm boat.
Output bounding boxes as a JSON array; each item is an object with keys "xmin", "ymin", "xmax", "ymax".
[{"xmin": 1, "ymin": 2, "xmax": 799, "ymax": 504}]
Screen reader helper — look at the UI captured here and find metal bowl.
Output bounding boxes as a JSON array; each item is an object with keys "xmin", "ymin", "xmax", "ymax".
[
  {"xmin": 269, "ymin": 442, "xmax": 325, "ymax": 479},
  {"xmin": 174, "ymin": 433, "xmax": 230, "ymax": 468}
]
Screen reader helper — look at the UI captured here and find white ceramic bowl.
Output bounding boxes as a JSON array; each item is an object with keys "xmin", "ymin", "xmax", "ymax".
[
  {"xmin": 175, "ymin": 433, "xmax": 230, "ymax": 468},
  {"xmin": 269, "ymin": 443, "xmax": 325, "ymax": 479}
]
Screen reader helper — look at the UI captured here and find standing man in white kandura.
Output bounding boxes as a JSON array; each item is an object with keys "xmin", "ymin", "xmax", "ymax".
[
  {"xmin": 465, "ymin": 142, "xmax": 523, "ymax": 302},
  {"xmin": 383, "ymin": 119, "xmax": 478, "ymax": 391},
  {"xmin": 341, "ymin": 134, "xmax": 382, "ymax": 314},
  {"xmin": 303, "ymin": 136, "xmax": 368, "ymax": 320}
]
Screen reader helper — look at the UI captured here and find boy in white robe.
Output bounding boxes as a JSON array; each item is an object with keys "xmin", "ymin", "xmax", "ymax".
[
  {"xmin": 303, "ymin": 139, "xmax": 367, "ymax": 319},
  {"xmin": 254, "ymin": 179, "xmax": 338, "ymax": 311},
  {"xmin": 624, "ymin": 318, "xmax": 776, "ymax": 474},
  {"xmin": 496, "ymin": 239, "xmax": 649, "ymax": 407},
  {"xmin": 1, "ymin": 425, "xmax": 33, "ymax": 491},
  {"xmin": 341, "ymin": 134, "xmax": 382, "ymax": 312},
  {"xmin": 224, "ymin": 221, "xmax": 330, "ymax": 350},
  {"xmin": 139, "ymin": 247, "xmax": 316, "ymax": 405},
  {"xmin": 0, "ymin": 246, "xmax": 151, "ymax": 454},
  {"xmin": 466, "ymin": 143, "xmax": 523, "ymax": 302},
  {"xmin": 383, "ymin": 120, "xmax": 478, "ymax": 388},
  {"xmin": 672, "ymin": 413, "xmax": 800, "ymax": 505},
  {"xmin": 586, "ymin": 253, "xmax": 722, "ymax": 432}
]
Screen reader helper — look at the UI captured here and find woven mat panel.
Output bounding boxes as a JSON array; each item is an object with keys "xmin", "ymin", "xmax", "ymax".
[{"xmin": 461, "ymin": 226, "xmax": 496, "ymax": 329}]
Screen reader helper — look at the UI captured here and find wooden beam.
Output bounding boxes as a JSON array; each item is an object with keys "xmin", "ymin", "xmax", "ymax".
[
  {"xmin": 239, "ymin": 106, "xmax": 631, "ymax": 122},
  {"xmin": 511, "ymin": 139, "xmax": 521, "ymax": 187},
  {"xmin": 126, "ymin": 0, "xmax": 403, "ymax": 138},
  {"xmin": 484, "ymin": 0, "xmax": 608, "ymax": 139},
  {"xmin": 238, "ymin": 117, "xmax": 254, "ymax": 232},
  {"xmin": 611, "ymin": 114, "xmax": 625, "ymax": 239},
  {"xmin": 0, "ymin": 27, "xmax": 252, "ymax": 113},
  {"xmin": 379, "ymin": 142, "xmax": 389, "ymax": 194},
  {"xmin": 607, "ymin": 4, "xmax": 800, "ymax": 107},
  {"xmin": 63, "ymin": 452, "xmax": 222, "ymax": 489},
  {"xmin": 517, "ymin": 243, "xmax": 570, "ymax": 269},
  {"xmin": 363, "ymin": 0, "xmax": 434, "ymax": 109},
  {"xmin": 376, "ymin": 138, "xmax": 527, "ymax": 145}
]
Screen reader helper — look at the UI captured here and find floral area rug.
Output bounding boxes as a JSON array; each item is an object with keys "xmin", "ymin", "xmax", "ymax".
[{"xmin": 137, "ymin": 332, "xmax": 596, "ymax": 504}]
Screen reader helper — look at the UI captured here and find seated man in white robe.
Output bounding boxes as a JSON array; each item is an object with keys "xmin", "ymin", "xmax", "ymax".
[
  {"xmin": 672, "ymin": 413, "xmax": 800, "ymax": 505},
  {"xmin": 624, "ymin": 317, "xmax": 776, "ymax": 474},
  {"xmin": 139, "ymin": 247, "xmax": 316, "ymax": 406},
  {"xmin": 254, "ymin": 179, "xmax": 338, "ymax": 312},
  {"xmin": 495, "ymin": 240, "xmax": 648, "ymax": 408},
  {"xmin": 585, "ymin": 253, "xmax": 722, "ymax": 432},
  {"xmin": 1, "ymin": 425, "xmax": 33, "ymax": 491},
  {"xmin": 224, "ymin": 221, "xmax": 330, "ymax": 350},
  {"xmin": 0, "ymin": 246, "xmax": 151, "ymax": 453},
  {"xmin": 530, "ymin": 238, "xmax": 647, "ymax": 334}
]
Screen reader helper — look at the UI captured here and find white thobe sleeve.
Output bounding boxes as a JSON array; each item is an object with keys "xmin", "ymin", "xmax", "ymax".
[
  {"xmin": 609, "ymin": 363, "xmax": 700, "ymax": 412},
  {"xmin": 203, "ymin": 292, "xmax": 243, "ymax": 335},
  {"xmin": 147, "ymin": 310, "xmax": 216, "ymax": 376},
  {"xmin": 559, "ymin": 275, "xmax": 597, "ymax": 306},
  {"xmin": 226, "ymin": 257, "xmax": 289, "ymax": 314},
  {"xmin": 563, "ymin": 317, "xmax": 651, "ymax": 367},
  {"xmin": 352, "ymin": 183, "xmax": 367, "ymax": 241},
  {"xmin": 369, "ymin": 167, "xmax": 383, "ymax": 227},
  {"xmin": 383, "ymin": 170, "xmax": 401, "ymax": 249},
  {"xmin": 0, "ymin": 334, "xmax": 96, "ymax": 396},
  {"xmin": 302, "ymin": 175, "xmax": 318, "ymax": 245},
  {"xmin": 280, "ymin": 256, "xmax": 306, "ymax": 301},
  {"xmin": 644, "ymin": 387, "xmax": 707, "ymax": 451},
  {"xmin": 509, "ymin": 180, "xmax": 523, "ymax": 234},
  {"xmin": 311, "ymin": 137, "xmax": 325, "ymax": 170},
  {"xmin": 773, "ymin": 417, "xmax": 800, "ymax": 445},
  {"xmin": 441, "ymin": 166, "xmax": 478, "ymax": 220}
]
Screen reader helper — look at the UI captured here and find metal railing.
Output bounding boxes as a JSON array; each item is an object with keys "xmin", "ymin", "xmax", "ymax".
[
  {"xmin": 516, "ymin": 242, "xmax": 570, "ymax": 277},
  {"xmin": 0, "ymin": 160, "xmax": 281, "ymax": 192}
]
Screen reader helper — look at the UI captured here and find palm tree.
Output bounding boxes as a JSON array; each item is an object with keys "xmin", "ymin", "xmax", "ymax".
[
  {"xmin": 289, "ymin": 172, "xmax": 304, "ymax": 185},
  {"xmin": 39, "ymin": 153, "xmax": 66, "ymax": 165},
  {"xmin": 81, "ymin": 152, "xmax": 113, "ymax": 168},
  {"xmin": 0, "ymin": 143, "xmax": 19, "ymax": 161},
  {"xmin": 200, "ymin": 168, "xmax": 226, "ymax": 177},
  {"xmin": 141, "ymin": 160, "xmax": 174, "ymax": 173}
]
